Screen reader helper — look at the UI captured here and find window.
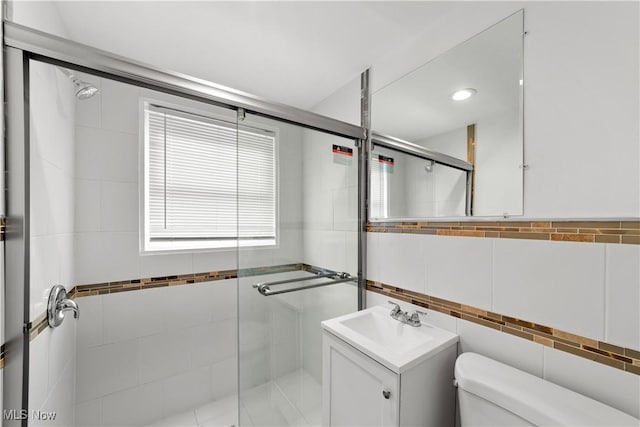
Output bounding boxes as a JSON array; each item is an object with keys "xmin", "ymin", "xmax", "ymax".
[
  {"xmin": 370, "ymin": 154, "xmax": 389, "ymax": 218},
  {"xmin": 143, "ymin": 103, "xmax": 276, "ymax": 252}
]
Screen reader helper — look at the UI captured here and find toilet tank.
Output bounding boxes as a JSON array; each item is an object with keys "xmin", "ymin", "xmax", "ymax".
[{"xmin": 454, "ymin": 353, "xmax": 639, "ymax": 426}]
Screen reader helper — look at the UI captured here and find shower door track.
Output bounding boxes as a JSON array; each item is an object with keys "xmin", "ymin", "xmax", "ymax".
[{"xmin": 3, "ymin": 21, "xmax": 366, "ymax": 141}]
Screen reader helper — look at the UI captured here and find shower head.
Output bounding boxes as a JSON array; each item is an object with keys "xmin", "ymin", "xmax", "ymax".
[
  {"xmin": 59, "ymin": 67, "xmax": 100, "ymax": 100},
  {"xmin": 73, "ymin": 79, "xmax": 100, "ymax": 100}
]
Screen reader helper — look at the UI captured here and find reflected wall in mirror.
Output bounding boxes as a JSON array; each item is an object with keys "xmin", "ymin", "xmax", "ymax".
[{"xmin": 371, "ymin": 10, "xmax": 524, "ymax": 219}]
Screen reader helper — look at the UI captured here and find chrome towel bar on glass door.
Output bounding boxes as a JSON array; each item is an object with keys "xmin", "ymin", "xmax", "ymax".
[{"xmin": 253, "ymin": 272, "xmax": 355, "ymax": 296}]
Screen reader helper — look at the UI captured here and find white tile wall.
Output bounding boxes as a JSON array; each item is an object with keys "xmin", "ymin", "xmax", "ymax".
[
  {"xmin": 74, "ymin": 399, "xmax": 102, "ymax": 427},
  {"xmin": 605, "ymin": 244, "xmax": 640, "ymax": 349},
  {"xmin": 75, "ymin": 179, "xmax": 101, "ymax": 232},
  {"xmin": 29, "ymin": 328, "xmax": 51, "ymax": 414},
  {"xmin": 543, "ymin": 346, "xmax": 640, "ymax": 418},
  {"xmin": 74, "ymin": 232, "xmax": 107, "ymax": 284},
  {"xmin": 74, "ymin": 280, "xmax": 238, "ymax": 425},
  {"xmin": 76, "ymin": 295, "xmax": 103, "ymax": 348},
  {"xmin": 303, "ymin": 230, "xmax": 348, "ymax": 274},
  {"xmin": 424, "ymin": 236, "xmax": 493, "ymax": 311},
  {"xmin": 100, "ymin": 181, "xmax": 138, "ymax": 232},
  {"xmin": 367, "ymin": 232, "xmax": 637, "ymax": 352},
  {"xmin": 101, "ymin": 382, "xmax": 163, "ymax": 426},
  {"xmin": 36, "ymin": 360, "xmax": 76, "ymax": 427},
  {"xmin": 457, "ymin": 319, "xmax": 544, "ymax": 377},
  {"xmin": 138, "ymin": 329, "xmax": 192, "ymax": 384},
  {"xmin": 75, "ymin": 126, "xmax": 106, "ymax": 181},
  {"xmin": 101, "ymin": 289, "xmax": 164, "ymax": 344},
  {"xmin": 76, "ymin": 339, "xmax": 139, "ymax": 402},
  {"xmin": 374, "ymin": 233, "xmax": 426, "ymax": 294},
  {"xmin": 367, "ymin": 233, "xmax": 624, "ymax": 348},
  {"xmin": 162, "ymin": 365, "xmax": 215, "ymax": 416},
  {"xmin": 100, "ymin": 78, "xmax": 140, "ymax": 134},
  {"xmin": 493, "ymin": 239, "xmax": 606, "ymax": 339}
]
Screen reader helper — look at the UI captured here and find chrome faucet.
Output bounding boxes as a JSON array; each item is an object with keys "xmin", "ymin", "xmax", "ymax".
[{"xmin": 388, "ymin": 301, "xmax": 426, "ymax": 327}]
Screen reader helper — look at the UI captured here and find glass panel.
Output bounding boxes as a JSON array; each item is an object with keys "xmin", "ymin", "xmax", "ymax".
[
  {"xmin": 238, "ymin": 113, "xmax": 359, "ymax": 427},
  {"xmin": 371, "ymin": 10, "xmax": 524, "ymax": 218},
  {"xmin": 371, "ymin": 145, "xmax": 468, "ymax": 219},
  {"xmin": 28, "ymin": 59, "xmax": 240, "ymax": 426}
]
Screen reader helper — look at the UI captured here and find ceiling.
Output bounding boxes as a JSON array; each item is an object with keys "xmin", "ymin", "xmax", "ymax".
[{"xmin": 50, "ymin": 1, "xmax": 457, "ymax": 110}]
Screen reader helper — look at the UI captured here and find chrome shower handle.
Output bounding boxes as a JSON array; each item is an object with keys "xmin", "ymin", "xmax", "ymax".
[
  {"xmin": 58, "ymin": 298, "xmax": 79, "ymax": 319},
  {"xmin": 47, "ymin": 285, "xmax": 79, "ymax": 328}
]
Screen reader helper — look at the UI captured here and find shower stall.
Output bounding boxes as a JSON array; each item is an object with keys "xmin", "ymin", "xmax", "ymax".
[{"xmin": 3, "ymin": 22, "xmax": 368, "ymax": 427}]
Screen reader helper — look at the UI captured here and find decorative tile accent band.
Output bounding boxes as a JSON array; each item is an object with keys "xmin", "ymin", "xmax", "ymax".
[
  {"xmin": 28, "ymin": 263, "xmax": 329, "ymax": 341},
  {"xmin": 29, "ymin": 312, "xmax": 49, "ymax": 342},
  {"xmin": 72, "ymin": 262, "xmax": 314, "ymax": 298},
  {"xmin": 0, "ymin": 344, "xmax": 6, "ymax": 369},
  {"xmin": 367, "ymin": 280, "xmax": 640, "ymax": 376},
  {"xmin": 367, "ymin": 220, "xmax": 640, "ymax": 244}
]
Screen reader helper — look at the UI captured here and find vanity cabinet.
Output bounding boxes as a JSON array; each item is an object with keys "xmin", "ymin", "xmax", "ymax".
[{"xmin": 322, "ymin": 329, "xmax": 457, "ymax": 427}]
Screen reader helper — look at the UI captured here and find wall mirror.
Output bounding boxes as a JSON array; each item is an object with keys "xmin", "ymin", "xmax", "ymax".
[{"xmin": 370, "ymin": 10, "xmax": 524, "ymax": 220}]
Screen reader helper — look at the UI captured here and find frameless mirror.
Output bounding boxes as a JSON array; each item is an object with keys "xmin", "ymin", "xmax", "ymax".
[{"xmin": 370, "ymin": 10, "xmax": 524, "ymax": 219}]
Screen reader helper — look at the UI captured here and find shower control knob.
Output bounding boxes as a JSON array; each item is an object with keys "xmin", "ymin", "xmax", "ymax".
[{"xmin": 382, "ymin": 389, "xmax": 391, "ymax": 399}]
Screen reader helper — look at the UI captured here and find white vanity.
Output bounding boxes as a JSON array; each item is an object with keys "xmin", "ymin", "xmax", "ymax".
[{"xmin": 321, "ymin": 305, "xmax": 459, "ymax": 427}]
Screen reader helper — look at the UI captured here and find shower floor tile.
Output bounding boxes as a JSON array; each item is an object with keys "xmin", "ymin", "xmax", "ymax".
[
  {"xmin": 147, "ymin": 369, "xmax": 320, "ymax": 427},
  {"xmin": 147, "ymin": 396, "xmax": 237, "ymax": 427}
]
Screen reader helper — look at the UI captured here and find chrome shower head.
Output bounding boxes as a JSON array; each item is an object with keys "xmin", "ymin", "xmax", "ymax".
[
  {"xmin": 73, "ymin": 79, "xmax": 100, "ymax": 100},
  {"xmin": 59, "ymin": 67, "xmax": 100, "ymax": 100}
]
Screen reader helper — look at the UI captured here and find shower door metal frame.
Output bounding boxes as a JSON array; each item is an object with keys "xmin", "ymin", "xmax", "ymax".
[
  {"xmin": 3, "ymin": 45, "xmax": 31, "ymax": 427},
  {"xmin": 2, "ymin": 19, "xmax": 371, "ymax": 423},
  {"xmin": 4, "ymin": 22, "xmax": 366, "ymax": 140}
]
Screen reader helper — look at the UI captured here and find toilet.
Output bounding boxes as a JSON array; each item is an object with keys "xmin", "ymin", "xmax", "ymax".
[{"xmin": 455, "ymin": 353, "xmax": 639, "ymax": 426}]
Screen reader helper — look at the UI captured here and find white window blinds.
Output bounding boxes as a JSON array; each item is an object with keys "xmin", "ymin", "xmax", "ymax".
[
  {"xmin": 145, "ymin": 105, "xmax": 276, "ymax": 249},
  {"xmin": 370, "ymin": 155, "xmax": 389, "ymax": 219}
]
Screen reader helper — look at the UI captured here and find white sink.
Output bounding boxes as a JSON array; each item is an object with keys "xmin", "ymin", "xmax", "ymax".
[{"xmin": 321, "ymin": 305, "xmax": 459, "ymax": 373}]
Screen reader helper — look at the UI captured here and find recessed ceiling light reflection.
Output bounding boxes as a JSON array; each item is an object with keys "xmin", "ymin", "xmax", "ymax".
[{"xmin": 451, "ymin": 88, "xmax": 477, "ymax": 101}]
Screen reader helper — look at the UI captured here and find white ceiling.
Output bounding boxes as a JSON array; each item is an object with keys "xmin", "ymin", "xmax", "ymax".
[{"xmin": 51, "ymin": 1, "xmax": 457, "ymax": 110}]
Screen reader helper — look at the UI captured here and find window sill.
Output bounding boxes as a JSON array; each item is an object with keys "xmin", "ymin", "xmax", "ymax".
[{"xmin": 142, "ymin": 238, "xmax": 276, "ymax": 254}]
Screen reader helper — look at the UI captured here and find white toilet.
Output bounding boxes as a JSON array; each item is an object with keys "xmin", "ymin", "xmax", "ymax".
[{"xmin": 455, "ymin": 352, "xmax": 639, "ymax": 426}]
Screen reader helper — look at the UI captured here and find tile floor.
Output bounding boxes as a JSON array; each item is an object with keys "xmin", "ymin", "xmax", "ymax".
[{"xmin": 148, "ymin": 369, "xmax": 321, "ymax": 427}]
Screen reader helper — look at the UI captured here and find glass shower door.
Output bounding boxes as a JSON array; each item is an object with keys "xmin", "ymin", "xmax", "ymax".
[
  {"xmin": 26, "ymin": 58, "xmax": 243, "ymax": 427},
  {"xmin": 237, "ymin": 113, "xmax": 359, "ymax": 427}
]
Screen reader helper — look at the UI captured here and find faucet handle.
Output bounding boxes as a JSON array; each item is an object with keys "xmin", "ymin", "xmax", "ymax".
[
  {"xmin": 408, "ymin": 309, "xmax": 427, "ymax": 326},
  {"xmin": 387, "ymin": 301, "xmax": 402, "ymax": 315}
]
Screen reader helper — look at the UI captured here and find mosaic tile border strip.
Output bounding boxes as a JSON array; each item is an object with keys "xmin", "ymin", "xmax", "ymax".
[
  {"xmin": 29, "ymin": 312, "xmax": 49, "ymax": 342},
  {"xmin": 367, "ymin": 280, "xmax": 640, "ymax": 376},
  {"xmin": 73, "ymin": 262, "xmax": 310, "ymax": 298},
  {"xmin": 28, "ymin": 263, "xmax": 327, "ymax": 341},
  {"xmin": 367, "ymin": 220, "xmax": 640, "ymax": 244},
  {"xmin": 0, "ymin": 344, "xmax": 6, "ymax": 369}
]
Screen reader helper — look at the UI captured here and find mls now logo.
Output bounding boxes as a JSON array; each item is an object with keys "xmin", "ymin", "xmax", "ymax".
[
  {"xmin": 3, "ymin": 409, "xmax": 57, "ymax": 421},
  {"xmin": 3, "ymin": 410, "xmax": 28, "ymax": 420},
  {"xmin": 33, "ymin": 411, "xmax": 57, "ymax": 421}
]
